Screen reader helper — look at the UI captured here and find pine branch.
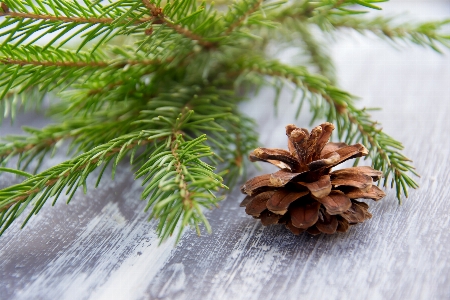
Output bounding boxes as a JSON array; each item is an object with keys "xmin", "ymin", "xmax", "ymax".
[
  {"xmin": 0, "ymin": 82, "xmax": 233, "ymax": 170},
  {"xmin": 0, "ymin": 80, "xmax": 246, "ymax": 238},
  {"xmin": 272, "ymin": 0, "xmax": 387, "ymax": 29},
  {"xmin": 224, "ymin": 0, "xmax": 263, "ymax": 35},
  {"xmin": 0, "ymin": 130, "xmax": 154, "ymax": 233},
  {"xmin": 140, "ymin": 0, "xmax": 215, "ymax": 48},
  {"xmin": 0, "ymin": 9, "xmax": 152, "ymax": 25},
  {"xmin": 136, "ymin": 111, "xmax": 226, "ymax": 242},
  {"xmin": 234, "ymin": 57, "xmax": 418, "ymax": 201},
  {"xmin": 0, "ymin": 103, "xmax": 144, "ymax": 171},
  {"xmin": 310, "ymin": 0, "xmax": 386, "ymax": 15},
  {"xmin": 0, "ymin": 131, "xmax": 64, "ymax": 168},
  {"xmin": 329, "ymin": 15, "xmax": 450, "ymax": 52},
  {"xmin": 0, "ymin": 109, "xmax": 230, "ymax": 241},
  {"xmin": 0, "ymin": 45, "xmax": 164, "ymax": 99},
  {"xmin": 0, "ymin": 0, "xmax": 151, "ymax": 51}
]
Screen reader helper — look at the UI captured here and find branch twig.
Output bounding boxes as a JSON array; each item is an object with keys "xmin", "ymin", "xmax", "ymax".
[
  {"xmin": 0, "ymin": 58, "xmax": 162, "ymax": 69},
  {"xmin": 0, "ymin": 10, "xmax": 155, "ymax": 25},
  {"xmin": 141, "ymin": 0, "xmax": 215, "ymax": 48},
  {"xmin": 225, "ymin": 0, "xmax": 263, "ymax": 34},
  {"xmin": 0, "ymin": 138, "xmax": 150, "ymax": 211}
]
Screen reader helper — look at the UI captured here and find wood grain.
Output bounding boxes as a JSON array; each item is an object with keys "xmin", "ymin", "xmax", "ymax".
[{"xmin": 1, "ymin": 1, "xmax": 450, "ymax": 300}]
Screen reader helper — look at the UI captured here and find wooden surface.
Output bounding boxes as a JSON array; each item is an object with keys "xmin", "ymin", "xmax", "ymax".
[{"xmin": 1, "ymin": 2, "xmax": 450, "ymax": 300}]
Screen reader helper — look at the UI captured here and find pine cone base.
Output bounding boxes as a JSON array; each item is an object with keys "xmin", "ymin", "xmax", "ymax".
[{"xmin": 240, "ymin": 123, "xmax": 386, "ymax": 235}]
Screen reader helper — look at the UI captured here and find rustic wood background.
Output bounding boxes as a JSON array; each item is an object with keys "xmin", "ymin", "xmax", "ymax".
[{"xmin": 1, "ymin": 1, "xmax": 449, "ymax": 299}]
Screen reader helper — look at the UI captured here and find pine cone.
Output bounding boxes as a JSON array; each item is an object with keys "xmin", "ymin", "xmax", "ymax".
[{"xmin": 240, "ymin": 123, "xmax": 386, "ymax": 235}]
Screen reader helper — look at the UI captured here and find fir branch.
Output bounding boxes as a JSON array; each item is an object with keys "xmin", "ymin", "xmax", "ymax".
[
  {"xmin": 234, "ymin": 57, "xmax": 418, "ymax": 201},
  {"xmin": 0, "ymin": 57, "xmax": 110, "ymax": 68},
  {"xmin": 0, "ymin": 9, "xmax": 153, "ymax": 25},
  {"xmin": 0, "ymin": 45, "xmax": 164, "ymax": 98},
  {"xmin": 0, "ymin": 0, "xmax": 150, "ymax": 51},
  {"xmin": 329, "ymin": 15, "xmax": 450, "ymax": 52},
  {"xmin": 225, "ymin": 0, "xmax": 263, "ymax": 35},
  {"xmin": 0, "ymin": 130, "xmax": 154, "ymax": 233},
  {"xmin": 0, "ymin": 104, "xmax": 143, "ymax": 171},
  {"xmin": 0, "ymin": 109, "xmax": 229, "ymax": 241},
  {"xmin": 136, "ymin": 134, "xmax": 224, "ymax": 242},
  {"xmin": 0, "ymin": 56, "xmax": 162, "ymax": 68},
  {"xmin": 272, "ymin": 0, "xmax": 386, "ymax": 28},
  {"xmin": 134, "ymin": 110, "xmax": 227, "ymax": 242},
  {"xmin": 140, "ymin": 0, "xmax": 215, "ymax": 48},
  {"xmin": 0, "ymin": 84, "xmax": 239, "ymax": 235},
  {"xmin": 311, "ymin": 0, "xmax": 386, "ymax": 15}
]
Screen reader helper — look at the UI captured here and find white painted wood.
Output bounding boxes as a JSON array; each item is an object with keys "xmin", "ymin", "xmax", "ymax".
[{"xmin": 1, "ymin": 1, "xmax": 450, "ymax": 300}]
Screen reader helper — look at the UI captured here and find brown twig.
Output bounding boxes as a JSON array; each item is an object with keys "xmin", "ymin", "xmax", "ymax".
[
  {"xmin": 170, "ymin": 137, "xmax": 192, "ymax": 208},
  {"xmin": 0, "ymin": 58, "xmax": 109, "ymax": 68},
  {"xmin": 0, "ymin": 10, "xmax": 155, "ymax": 25},
  {"xmin": 142, "ymin": 0, "xmax": 162, "ymax": 16},
  {"xmin": 0, "ymin": 58, "xmax": 162, "ymax": 69}
]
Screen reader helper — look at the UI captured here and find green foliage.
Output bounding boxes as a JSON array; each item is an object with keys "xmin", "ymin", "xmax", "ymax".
[
  {"xmin": 135, "ymin": 133, "xmax": 224, "ymax": 243},
  {"xmin": 0, "ymin": 0, "xmax": 447, "ymax": 242},
  {"xmin": 0, "ymin": 0, "xmax": 150, "ymax": 51},
  {"xmin": 328, "ymin": 16, "xmax": 450, "ymax": 52}
]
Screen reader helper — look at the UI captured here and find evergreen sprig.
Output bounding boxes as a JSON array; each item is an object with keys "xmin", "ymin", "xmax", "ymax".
[
  {"xmin": 328, "ymin": 15, "xmax": 450, "ymax": 52},
  {"xmin": 0, "ymin": 0, "xmax": 446, "ymax": 242}
]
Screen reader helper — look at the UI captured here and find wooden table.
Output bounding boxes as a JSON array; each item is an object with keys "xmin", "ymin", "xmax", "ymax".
[{"xmin": 1, "ymin": 1, "xmax": 449, "ymax": 299}]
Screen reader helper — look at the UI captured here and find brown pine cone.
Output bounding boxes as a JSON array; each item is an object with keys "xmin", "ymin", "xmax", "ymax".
[{"xmin": 240, "ymin": 123, "xmax": 386, "ymax": 235}]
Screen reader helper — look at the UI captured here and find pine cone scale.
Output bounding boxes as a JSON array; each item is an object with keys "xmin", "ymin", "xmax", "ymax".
[
  {"xmin": 343, "ymin": 185, "xmax": 385, "ymax": 201},
  {"xmin": 244, "ymin": 191, "xmax": 275, "ymax": 217},
  {"xmin": 315, "ymin": 190, "xmax": 352, "ymax": 215},
  {"xmin": 336, "ymin": 217, "xmax": 350, "ymax": 232},
  {"xmin": 239, "ymin": 195, "xmax": 252, "ymax": 207},
  {"xmin": 316, "ymin": 210, "xmax": 338, "ymax": 234},
  {"xmin": 250, "ymin": 148, "xmax": 300, "ymax": 171},
  {"xmin": 241, "ymin": 174, "xmax": 272, "ymax": 195},
  {"xmin": 286, "ymin": 220, "xmax": 305, "ymax": 235},
  {"xmin": 269, "ymin": 170, "xmax": 305, "ymax": 187},
  {"xmin": 332, "ymin": 166, "xmax": 383, "ymax": 180},
  {"xmin": 320, "ymin": 143, "xmax": 368, "ymax": 168},
  {"xmin": 266, "ymin": 190, "xmax": 309, "ymax": 215},
  {"xmin": 260, "ymin": 210, "xmax": 281, "ymax": 225},
  {"xmin": 297, "ymin": 175, "xmax": 331, "ymax": 198},
  {"xmin": 240, "ymin": 123, "xmax": 386, "ymax": 235},
  {"xmin": 330, "ymin": 173, "xmax": 373, "ymax": 191},
  {"xmin": 290, "ymin": 199, "xmax": 321, "ymax": 229},
  {"xmin": 341, "ymin": 201, "xmax": 372, "ymax": 223},
  {"xmin": 321, "ymin": 142, "xmax": 348, "ymax": 157},
  {"xmin": 307, "ymin": 152, "xmax": 341, "ymax": 171}
]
